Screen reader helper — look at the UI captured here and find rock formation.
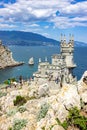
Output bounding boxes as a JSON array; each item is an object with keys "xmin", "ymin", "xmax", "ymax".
[
  {"xmin": 0, "ymin": 40, "xmax": 24, "ymax": 69},
  {"xmin": 0, "ymin": 71, "xmax": 87, "ymax": 130}
]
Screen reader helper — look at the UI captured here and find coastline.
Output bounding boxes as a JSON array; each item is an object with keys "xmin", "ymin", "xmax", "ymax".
[
  {"xmin": 0, "ymin": 61, "xmax": 24, "ymax": 70},
  {"xmin": 0, "ymin": 41, "xmax": 24, "ymax": 70}
]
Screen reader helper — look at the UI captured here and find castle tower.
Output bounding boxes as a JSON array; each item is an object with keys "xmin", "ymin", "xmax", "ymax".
[
  {"xmin": 60, "ymin": 34, "xmax": 76, "ymax": 75},
  {"xmin": 60, "ymin": 34, "xmax": 74, "ymax": 56}
]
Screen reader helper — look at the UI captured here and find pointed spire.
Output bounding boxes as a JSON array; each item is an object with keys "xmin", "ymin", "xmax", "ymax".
[
  {"xmin": 69, "ymin": 34, "xmax": 72, "ymax": 42},
  {"xmin": 45, "ymin": 57, "xmax": 47, "ymax": 62},
  {"xmin": 60, "ymin": 33, "xmax": 63, "ymax": 42},
  {"xmin": 39, "ymin": 58, "xmax": 41, "ymax": 63},
  {"xmin": 71, "ymin": 34, "xmax": 74, "ymax": 41},
  {"xmin": 64, "ymin": 34, "xmax": 66, "ymax": 42}
]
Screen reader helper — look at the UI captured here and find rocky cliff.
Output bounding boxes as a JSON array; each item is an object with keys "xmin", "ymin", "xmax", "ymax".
[
  {"xmin": 0, "ymin": 40, "xmax": 24, "ymax": 69},
  {"xmin": 0, "ymin": 71, "xmax": 87, "ymax": 130}
]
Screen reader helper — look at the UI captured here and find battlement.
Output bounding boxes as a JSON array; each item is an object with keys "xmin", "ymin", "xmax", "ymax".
[
  {"xmin": 52, "ymin": 54, "xmax": 64, "ymax": 59},
  {"xmin": 61, "ymin": 42, "xmax": 74, "ymax": 48},
  {"xmin": 61, "ymin": 33, "xmax": 74, "ymax": 40},
  {"xmin": 61, "ymin": 34, "xmax": 74, "ymax": 44},
  {"xmin": 60, "ymin": 34, "xmax": 74, "ymax": 55}
]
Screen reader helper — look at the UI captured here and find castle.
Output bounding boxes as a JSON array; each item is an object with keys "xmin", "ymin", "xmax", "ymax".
[{"xmin": 33, "ymin": 34, "xmax": 76, "ymax": 85}]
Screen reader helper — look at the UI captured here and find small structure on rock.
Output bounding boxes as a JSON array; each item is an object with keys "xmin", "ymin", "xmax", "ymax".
[
  {"xmin": 28, "ymin": 57, "xmax": 34, "ymax": 65},
  {"xmin": 33, "ymin": 34, "xmax": 77, "ymax": 85}
]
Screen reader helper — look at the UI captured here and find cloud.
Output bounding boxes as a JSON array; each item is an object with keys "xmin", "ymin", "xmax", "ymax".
[
  {"xmin": 29, "ymin": 24, "xmax": 40, "ymax": 27},
  {"xmin": 0, "ymin": 23, "xmax": 17, "ymax": 29},
  {"xmin": 52, "ymin": 16, "xmax": 87, "ymax": 29},
  {"xmin": 71, "ymin": 16, "xmax": 87, "ymax": 22},
  {"xmin": 0, "ymin": 0, "xmax": 87, "ymax": 29},
  {"xmin": 61, "ymin": 1, "xmax": 87, "ymax": 15}
]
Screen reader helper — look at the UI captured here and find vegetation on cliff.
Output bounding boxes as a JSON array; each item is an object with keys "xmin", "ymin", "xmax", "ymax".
[
  {"xmin": 56, "ymin": 107, "xmax": 87, "ymax": 130},
  {"xmin": 13, "ymin": 95, "xmax": 27, "ymax": 106}
]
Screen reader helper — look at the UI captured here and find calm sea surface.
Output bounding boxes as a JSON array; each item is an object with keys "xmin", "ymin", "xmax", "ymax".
[{"xmin": 0, "ymin": 46, "xmax": 87, "ymax": 83}]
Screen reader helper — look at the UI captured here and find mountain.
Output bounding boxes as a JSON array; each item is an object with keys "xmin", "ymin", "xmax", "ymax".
[
  {"xmin": 75, "ymin": 41, "xmax": 87, "ymax": 47},
  {"xmin": 0, "ymin": 31, "xmax": 59, "ymax": 46},
  {"xmin": 0, "ymin": 30, "xmax": 87, "ymax": 47}
]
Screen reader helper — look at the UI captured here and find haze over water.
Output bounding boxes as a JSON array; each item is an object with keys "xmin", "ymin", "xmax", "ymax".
[{"xmin": 0, "ymin": 46, "xmax": 87, "ymax": 83}]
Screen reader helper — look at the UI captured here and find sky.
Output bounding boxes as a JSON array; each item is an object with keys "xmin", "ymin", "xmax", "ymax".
[{"xmin": 0, "ymin": 0, "xmax": 87, "ymax": 42}]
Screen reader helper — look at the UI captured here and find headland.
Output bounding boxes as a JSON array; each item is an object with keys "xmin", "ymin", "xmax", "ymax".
[
  {"xmin": 0, "ymin": 35, "xmax": 87, "ymax": 130},
  {"xmin": 0, "ymin": 40, "xmax": 24, "ymax": 69}
]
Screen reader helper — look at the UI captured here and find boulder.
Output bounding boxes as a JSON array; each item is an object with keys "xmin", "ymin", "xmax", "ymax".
[
  {"xmin": 38, "ymin": 83, "xmax": 49, "ymax": 97},
  {"xmin": 78, "ymin": 71, "xmax": 87, "ymax": 103},
  {"xmin": 52, "ymin": 125, "xmax": 65, "ymax": 130},
  {"xmin": 57, "ymin": 84, "xmax": 80, "ymax": 110}
]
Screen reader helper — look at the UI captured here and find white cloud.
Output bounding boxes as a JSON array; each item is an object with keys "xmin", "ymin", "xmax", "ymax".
[
  {"xmin": 61, "ymin": 1, "xmax": 87, "ymax": 15},
  {"xmin": 0, "ymin": 0, "xmax": 72, "ymax": 20},
  {"xmin": 51, "ymin": 15, "xmax": 87, "ymax": 29},
  {"xmin": 0, "ymin": 0, "xmax": 87, "ymax": 29},
  {"xmin": 72, "ymin": 16, "xmax": 87, "ymax": 22},
  {"xmin": 29, "ymin": 24, "xmax": 40, "ymax": 27},
  {"xmin": 0, "ymin": 23, "xmax": 17, "ymax": 29}
]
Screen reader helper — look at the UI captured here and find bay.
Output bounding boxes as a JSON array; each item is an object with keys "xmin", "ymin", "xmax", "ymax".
[{"xmin": 0, "ymin": 46, "xmax": 87, "ymax": 83}]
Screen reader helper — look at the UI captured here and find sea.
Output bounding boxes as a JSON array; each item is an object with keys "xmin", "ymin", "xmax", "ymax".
[{"xmin": 0, "ymin": 45, "xmax": 87, "ymax": 83}]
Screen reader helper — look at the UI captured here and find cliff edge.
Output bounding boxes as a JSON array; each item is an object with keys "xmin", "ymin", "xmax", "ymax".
[
  {"xmin": 0, "ymin": 71, "xmax": 87, "ymax": 130},
  {"xmin": 0, "ymin": 40, "xmax": 24, "ymax": 69}
]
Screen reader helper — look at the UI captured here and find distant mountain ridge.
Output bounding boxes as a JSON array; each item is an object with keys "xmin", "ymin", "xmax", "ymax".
[
  {"xmin": 0, "ymin": 31, "xmax": 59, "ymax": 46},
  {"xmin": 0, "ymin": 31, "xmax": 87, "ymax": 47},
  {"xmin": 74, "ymin": 41, "xmax": 87, "ymax": 47}
]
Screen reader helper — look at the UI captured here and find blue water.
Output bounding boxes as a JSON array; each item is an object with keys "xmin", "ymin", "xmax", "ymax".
[{"xmin": 0, "ymin": 46, "xmax": 87, "ymax": 83}]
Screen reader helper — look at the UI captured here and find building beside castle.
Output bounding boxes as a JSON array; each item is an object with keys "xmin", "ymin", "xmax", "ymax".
[{"xmin": 33, "ymin": 34, "xmax": 76, "ymax": 84}]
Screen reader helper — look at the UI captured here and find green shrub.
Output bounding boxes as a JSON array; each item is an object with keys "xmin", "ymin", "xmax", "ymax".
[
  {"xmin": 68, "ymin": 106, "xmax": 80, "ymax": 119},
  {"xmin": 18, "ymin": 106, "xmax": 27, "ymax": 113},
  {"xmin": 11, "ymin": 78, "xmax": 16, "ymax": 82},
  {"xmin": 61, "ymin": 107, "xmax": 87, "ymax": 130},
  {"xmin": 74, "ymin": 116, "xmax": 87, "ymax": 130},
  {"xmin": 80, "ymin": 98, "xmax": 85, "ymax": 109},
  {"xmin": 4, "ymin": 80, "xmax": 9, "ymax": 85},
  {"xmin": 42, "ymin": 127, "xmax": 45, "ymax": 130},
  {"xmin": 7, "ymin": 108, "xmax": 17, "ymax": 116},
  {"xmin": 61, "ymin": 120, "xmax": 69, "ymax": 130},
  {"xmin": 8, "ymin": 127, "xmax": 12, "ymax": 130},
  {"xmin": 0, "ymin": 91, "xmax": 7, "ymax": 98},
  {"xmin": 50, "ymin": 125, "xmax": 54, "ymax": 130},
  {"xmin": 13, "ymin": 118, "xmax": 27, "ymax": 130},
  {"xmin": 13, "ymin": 95, "xmax": 27, "ymax": 106},
  {"xmin": 37, "ymin": 103, "xmax": 49, "ymax": 121},
  {"xmin": 4, "ymin": 78, "xmax": 16, "ymax": 85},
  {"xmin": 55, "ymin": 118, "xmax": 61, "ymax": 125}
]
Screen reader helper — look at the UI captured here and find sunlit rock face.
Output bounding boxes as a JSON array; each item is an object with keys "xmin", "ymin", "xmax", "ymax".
[
  {"xmin": 0, "ymin": 71, "xmax": 87, "ymax": 130},
  {"xmin": 0, "ymin": 40, "xmax": 23, "ymax": 69},
  {"xmin": 78, "ymin": 71, "xmax": 87, "ymax": 103}
]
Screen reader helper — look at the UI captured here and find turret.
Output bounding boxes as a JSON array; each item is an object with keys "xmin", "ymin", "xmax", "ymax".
[
  {"xmin": 39, "ymin": 58, "xmax": 41, "ymax": 63},
  {"xmin": 60, "ymin": 34, "xmax": 76, "ymax": 69},
  {"xmin": 45, "ymin": 57, "xmax": 47, "ymax": 62},
  {"xmin": 61, "ymin": 34, "xmax": 74, "ymax": 56}
]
